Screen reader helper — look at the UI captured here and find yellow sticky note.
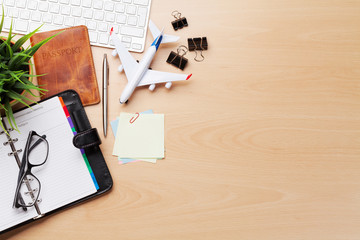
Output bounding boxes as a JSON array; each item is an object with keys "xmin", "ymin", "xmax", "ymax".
[{"xmin": 112, "ymin": 113, "xmax": 164, "ymax": 159}]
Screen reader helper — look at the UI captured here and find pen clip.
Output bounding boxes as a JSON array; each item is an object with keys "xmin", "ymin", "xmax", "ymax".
[
  {"xmin": 103, "ymin": 54, "xmax": 109, "ymax": 85},
  {"xmin": 106, "ymin": 59, "xmax": 109, "ymax": 86}
]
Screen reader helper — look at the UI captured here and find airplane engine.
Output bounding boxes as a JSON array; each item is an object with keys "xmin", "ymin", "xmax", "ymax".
[
  {"xmin": 118, "ymin": 65, "xmax": 124, "ymax": 72},
  {"xmin": 149, "ymin": 84, "xmax": 156, "ymax": 91},
  {"xmin": 165, "ymin": 82, "xmax": 172, "ymax": 89},
  {"xmin": 111, "ymin": 49, "xmax": 118, "ymax": 57}
]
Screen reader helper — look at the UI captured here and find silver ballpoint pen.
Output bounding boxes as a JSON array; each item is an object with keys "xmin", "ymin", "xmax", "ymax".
[{"xmin": 102, "ymin": 54, "xmax": 109, "ymax": 137}]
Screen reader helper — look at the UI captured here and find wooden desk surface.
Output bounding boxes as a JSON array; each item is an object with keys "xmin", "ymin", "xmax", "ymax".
[{"xmin": 3, "ymin": 0, "xmax": 360, "ymax": 239}]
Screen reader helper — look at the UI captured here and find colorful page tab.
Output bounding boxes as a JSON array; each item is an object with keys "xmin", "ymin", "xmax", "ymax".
[{"xmin": 59, "ymin": 97, "xmax": 99, "ymax": 190}]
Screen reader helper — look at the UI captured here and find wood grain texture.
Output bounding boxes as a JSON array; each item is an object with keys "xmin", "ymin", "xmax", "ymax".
[{"xmin": 2, "ymin": 0, "xmax": 360, "ymax": 239}]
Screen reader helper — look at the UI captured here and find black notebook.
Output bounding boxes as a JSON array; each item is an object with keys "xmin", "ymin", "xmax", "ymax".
[{"xmin": 0, "ymin": 90, "xmax": 112, "ymax": 234}]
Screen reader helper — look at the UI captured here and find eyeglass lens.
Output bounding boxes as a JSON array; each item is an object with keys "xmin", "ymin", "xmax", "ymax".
[{"xmin": 28, "ymin": 134, "xmax": 48, "ymax": 166}]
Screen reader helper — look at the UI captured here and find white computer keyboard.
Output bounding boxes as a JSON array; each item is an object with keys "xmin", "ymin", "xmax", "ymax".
[{"xmin": 0, "ymin": 0, "xmax": 152, "ymax": 52}]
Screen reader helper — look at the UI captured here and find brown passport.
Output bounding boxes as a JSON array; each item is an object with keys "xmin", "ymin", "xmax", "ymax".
[{"xmin": 30, "ymin": 26, "xmax": 100, "ymax": 106}]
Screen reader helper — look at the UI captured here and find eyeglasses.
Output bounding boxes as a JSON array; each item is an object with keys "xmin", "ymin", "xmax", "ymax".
[{"xmin": 13, "ymin": 131, "xmax": 49, "ymax": 209}]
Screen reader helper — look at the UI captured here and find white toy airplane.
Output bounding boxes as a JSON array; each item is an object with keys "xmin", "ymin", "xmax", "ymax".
[{"xmin": 110, "ymin": 20, "xmax": 192, "ymax": 104}]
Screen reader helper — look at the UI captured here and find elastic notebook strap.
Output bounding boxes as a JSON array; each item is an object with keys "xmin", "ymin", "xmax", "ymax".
[{"xmin": 73, "ymin": 128, "xmax": 102, "ymax": 149}]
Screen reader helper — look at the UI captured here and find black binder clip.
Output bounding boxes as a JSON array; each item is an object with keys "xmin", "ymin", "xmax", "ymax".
[
  {"xmin": 166, "ymin": 45, "xmax": 189, "ymax": 70},
  {"xmin": 188, "ymin": 37, "xmax": 208, "ymax": 62},
  {"xmin": 171, "ymin": 10, "xmax": 188, "ymax": 31}
]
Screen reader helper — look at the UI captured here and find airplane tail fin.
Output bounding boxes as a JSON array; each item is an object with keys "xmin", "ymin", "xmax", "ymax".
[{"xmin": 149, "ymin": 20, "xmax": 179, "ymax": 43}]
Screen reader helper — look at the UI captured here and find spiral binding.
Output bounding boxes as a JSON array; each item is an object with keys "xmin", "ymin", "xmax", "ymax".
[
  {"xmin": 8, "ymin": 149, "xmax": 22, "ymax": 156},
  {"xmin": 0, "ymin": 126, "xmax": 13, "ymax": 135},
  {"xmin": 1, "ymin": 127, "xmax": 21, "ymax": 156},
  {"xmin": 3, "ymin": 138, "xmax": 18, "ymax": 146}
]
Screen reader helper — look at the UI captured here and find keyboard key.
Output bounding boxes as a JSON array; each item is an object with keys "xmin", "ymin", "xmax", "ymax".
[
  {"xmin": 40, "ymin": 24, "xmax": 57, "ymax": 32},
  {"xmin": 112, "ymin": 25, "xmax": 119, "ymax": 34},
  {"xmin": 15, "ymin": 20, "xmax": 28, "ymax": 32},
  {"xmin": 83, "ymin": 8, "xmax": 93, "ymax": 18},
  {"xmin": 138, "ymin": 15, "xmax": 146, "ymax": 27},
  {"xmin": 94, "ymin": 11, "xmax": 104, "ymax": 20},
  {"xmin": 116, "ymin": 14, "xmax": 126, "ymax": 24},
  {"xmin": 27, "ymin": 1, "xmax": 38, "ymax": 10},
  {"xmin": 43, "ymin": 13, "xmax": 53, "ymax": 23},
  {"xmin": 71, "ymin": 7, "xmax": 82, "ymax": 17},
  {"xmin": 53, "ymin": 15, "xmax": 64, "ymax": 25},
  {"xmin": 138, "ymin": 6, "xmax": 147, "ymax": 16},
  {"xmin": 86, "ymin": 20, "xmax": 96, "ymax": 30},
  {"xmin": 82, "ymin": 0, "xmax": 92, "ymax": 8},
  {"xmin": 71, "ymin": 0, "xmax": 81, "ymax": 6},
  {"xmin": 64, "ymin": 17, "xmax": 75, "ymax": 26},
  {"xmin": 1, "ymin": 7, "xmax": 7, "ymax": 16},
  {"xmin": 31, "ymin": 12, "xmax": 42, "ymax": 21},
  {"xmin": 132, "ymin": 43, "xmax": 142, "ymax": 50},
  {"xmin": 122, "ymin": 36, "xmax": 131, "ymax": 43},
  {"xmin": 16, "ymin": 0, "xmax": 27, "ymax": 8},
  {"xmin": 98, "ymin": 22, "xmax": 108, "ymax": 32},
  {"xmin": 8, "ymin": 8, "xmax": 19, "ymax": 18},
  {"xmin": 115, "ymin": 3, "xmax": 125, "ymax": 13},
  {"xmin": 5, "ymin": 0, "xmax": 15, "ymax": 7},
  {"xmin": 99, "ymin": 33, "xmax": 109, "ymax": 44},
  {"xmin": 20, "ymin": 10, "xmax": 31, "ymax": 20},
  {"xmin": 59, "ymin": 0, "xmax": 70, "ymax": 3},
  {"xmin": 120, "ymin": 26, "xmax": 143, "ymax": 38},
  {"xmin": 122, "ymin": 42, "xmax": 130, "ymax": 48},
  {"xmin": 3, "ymin": 18, "xmax": 11, "ymax": 30},
  {"xmin": 61, "ymin": 5, "xmax": 71, "ymax": 15},
  {"xmin": 29, "ymin": 22, "xmax": 42, "ymax": 31},
  {"xmin": 127, "ymin": 16, "xmax": 137, "ymax": 26},
  {"xmin": 126, "ymin": 5, "xmax": 136, "ymax": 15},
  {"xmin": 75, "ymin": 18, "xmax": 86, "ymax": 25},
  {"xmin": 38, "ymin": 2, "xmax": 49, "ymax": 12},
  {"xmin": 88, "ymin": 31, "xmax": 98, "ymax": 43},
  {"xmin": 105, "ymin": 12, "xmax": 115, "ymax": 22},
  {"xmin": 134, "ymin": 0, "xmax": 149, "ymax": 5},
  {"xmin": 50, "ymin": 4, "xmax": 60, "ymax": 14},
  {"xmin": 93, "ymin": 0, "xmax": 103, "ymax": 10},
  {"xmin": 104, "ymin": 1, "xmax": 114, "ymax": 11}
]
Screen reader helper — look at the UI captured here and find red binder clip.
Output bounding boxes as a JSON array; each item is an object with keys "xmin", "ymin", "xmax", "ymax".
[{"xmin": 129, "ymin": 112, "xmax": 140, "ymax": 124}]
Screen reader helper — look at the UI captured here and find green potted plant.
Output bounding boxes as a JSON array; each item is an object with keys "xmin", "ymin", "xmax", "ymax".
[{"xmin": 0, "ymin": 7, "xmax": 59, "ymax": 133}]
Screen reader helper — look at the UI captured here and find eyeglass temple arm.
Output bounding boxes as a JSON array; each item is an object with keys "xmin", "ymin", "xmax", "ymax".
[{"xmin": 28, "ymin": 135, "xmax": 47, "ymax": 152}]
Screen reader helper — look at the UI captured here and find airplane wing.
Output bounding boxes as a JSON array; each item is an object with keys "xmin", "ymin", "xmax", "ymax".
[
  {"xmin": 148, "ymin": 20, "xmax": 179, "ymax": 43},
  {"xmin": 110, "ymin": 30, "xmax": 138, "ymax": 80},
  {"xmin": 137, "ymin": 69, "xmax": 191, "ymax": 86}
]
